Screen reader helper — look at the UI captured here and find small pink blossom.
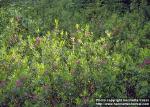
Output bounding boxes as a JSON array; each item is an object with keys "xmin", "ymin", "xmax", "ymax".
[
  {"xmin": 28, "ymin": 93, "xmax": 38, "ymax": 101},
  {"xmin": 0, "ymin": 80, "xmax": 6, "ymax": 88},
  {"xmin": 139, "ymin": 64, "xmax": 144, "ymax": 68},
  {"xmin": 15, "ymin": 16, "xmax": 21, "ymax": 22},
  {"xmin": 138, "ymin": 59, "xmax": 150, "ymax": 68},
  {"xmin": 76, "ymin": 60, "xmax": 80, "ymax": 64},
  {"xmin": 143, "ymin": 59, "xmax": 150, "ymax": 65},
  {"xmin": 98, "ymin": 60, "xmax": 107, "ymax": 65},
  {"xmin": 16, "ymin": 80, "xmax": 23, "ymax": 87}
]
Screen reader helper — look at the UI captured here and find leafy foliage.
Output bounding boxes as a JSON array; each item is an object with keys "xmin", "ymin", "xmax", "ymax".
[{"xmin": 0, "ymin": 0, "xmax": 150, "ymax": 106}]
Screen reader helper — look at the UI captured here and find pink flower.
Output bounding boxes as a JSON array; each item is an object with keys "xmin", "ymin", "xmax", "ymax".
[
  {"xmin": 98, "ymin": 60, "xmax": 107, "ymax": 65},
  {"xmin": 143, "ymin": 59, "xmax": 150, "ymax": 65},
  {"xmin": 139, "ymin": 64, "xmax": 144, "ymax": 68},
  {"xmin": 76, "ymin": 60, "xmax": 80, "ymax": 64},
  {"xmin": 15, "ymin": 16, "xmax": 21, "ymax": 22},
  {"xmin": 16, "ymin": 80, "xmax": 23, "ymax": 87},
  {"xmin": 0, "ymin": 80, "xmax": 6, "ymax": 88},
  {"xmin": 138, "ymin": 59, "xmax": 150, "ymax": 68},
  {"xmin": 28, "ymin": 93, "xmax": 38, "ymax": 101}
]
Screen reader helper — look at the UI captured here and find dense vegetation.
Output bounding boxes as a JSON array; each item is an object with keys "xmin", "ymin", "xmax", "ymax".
[{"xmin": 0, "ymin": 0, "xmax": 150, "ymax": 106}]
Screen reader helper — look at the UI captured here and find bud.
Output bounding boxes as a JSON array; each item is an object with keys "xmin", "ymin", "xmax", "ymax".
[
  {"xmin": 77, "ymin": 39, "xmax": 82, "ymax": 44},
  {"xmin": 75, "ymin": 24, "xmax": 79, "ymax": 29},
  {"xmin": 85, "ymin": 31, "xmax": 91, "ymax": 37}
]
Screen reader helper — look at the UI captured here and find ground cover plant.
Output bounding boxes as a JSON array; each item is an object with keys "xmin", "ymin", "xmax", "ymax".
[{"xmin": 0, "ymin": 0, "xmax": 150, "ymax": 106}]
